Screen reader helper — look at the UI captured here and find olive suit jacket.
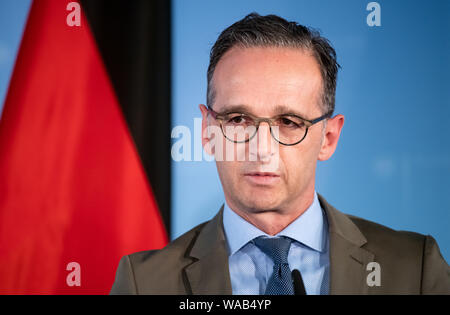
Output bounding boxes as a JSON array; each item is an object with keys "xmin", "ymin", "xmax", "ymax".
[{"xmin": 110, "ymin": 194, "xmax": 450, "ymax": 294}]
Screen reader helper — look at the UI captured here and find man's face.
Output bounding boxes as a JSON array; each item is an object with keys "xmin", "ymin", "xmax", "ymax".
[{"xmin": 201, "ymin": 46, "xmax": 341, "ymax": 214}]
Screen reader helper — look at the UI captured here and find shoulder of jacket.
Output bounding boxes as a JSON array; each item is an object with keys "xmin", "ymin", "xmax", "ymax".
[
  {"xmin": 127, "ymin": 219, "xmax": 210, "ymax": 269},
  {"xmin": 346, "ymin": 213, "xmax": 426, "ymax": 254}
]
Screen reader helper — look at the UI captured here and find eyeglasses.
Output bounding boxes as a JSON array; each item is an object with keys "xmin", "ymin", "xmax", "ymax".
[{"xmin": 207, "ymin": 105, "xmax": 332, "ymax": 146}]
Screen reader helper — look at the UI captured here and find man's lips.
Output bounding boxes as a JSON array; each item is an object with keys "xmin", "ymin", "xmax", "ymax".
[
  {"xmin": 243, "ymin": 172, "xmax": 280, "ymax": 185},
  {"xmin": 244, "ymin": 172, "xmax": 280, "ymax": 177}
]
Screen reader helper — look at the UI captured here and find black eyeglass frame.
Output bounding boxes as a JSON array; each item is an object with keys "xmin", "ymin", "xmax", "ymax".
[{"xmin": 207, "ymin": 105, "xmax": 332, "ymax": 146}]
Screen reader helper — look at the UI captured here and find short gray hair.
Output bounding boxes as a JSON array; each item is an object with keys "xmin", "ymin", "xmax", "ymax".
[{"xmin": 207, "ymin": 12, "xmax": 340, "ymax": 115}]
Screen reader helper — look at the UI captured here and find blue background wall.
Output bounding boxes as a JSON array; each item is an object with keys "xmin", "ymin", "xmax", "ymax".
[
  {"xmin": 0, "ymin": 0, "xmax": 31, "ymax": 115},
  {"xmin": 0, "ymin": 0, "xmax": 449, "ymax": 263},
  {"xmin": 171, "ymin": 0, "xmax": 450, "ymax": 262}
]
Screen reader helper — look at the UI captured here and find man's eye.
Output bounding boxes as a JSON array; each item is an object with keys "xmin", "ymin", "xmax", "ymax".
[
  {"xmin": 281, "ymin": 118, "xmax": 294, "ymax": 125},
  {"xmin": 227, "ymin": 115, "xmax": 249, "ymax": 124},
  {"xmin": 279, "ymin": 117, "xmax": 303, "ymax": 128}
]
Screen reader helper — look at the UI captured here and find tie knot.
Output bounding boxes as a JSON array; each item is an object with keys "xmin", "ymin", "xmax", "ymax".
[{"xmin": 253, "ymin": 236, "xmax": 292, "ymax": 264}]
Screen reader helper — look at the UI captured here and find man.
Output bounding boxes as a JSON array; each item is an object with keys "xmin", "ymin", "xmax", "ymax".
[{"xmin": 110, "ymin": 13, "xmax": 450, "ymax": 294}]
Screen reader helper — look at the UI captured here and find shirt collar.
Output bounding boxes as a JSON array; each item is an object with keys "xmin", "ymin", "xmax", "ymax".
[{"xmin": 222, "ymin": 191, "xmax": 327, "ymax": 255}]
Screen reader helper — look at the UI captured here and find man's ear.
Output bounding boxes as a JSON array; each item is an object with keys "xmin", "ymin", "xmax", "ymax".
[
  {"xmin": 199, "ymin": 104, "xmax": 214, "ymax": 156},
  {"xmin": 317, "ymin": 114, "xmax": 345, "ymax": 161}
]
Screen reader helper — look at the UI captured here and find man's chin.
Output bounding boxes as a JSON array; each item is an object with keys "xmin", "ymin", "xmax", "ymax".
[
  {"xmin": 229, "ymin": 183, "xmax": 286, "ymax": 211},
  {"xmin": 239, "ymin": 195, "xmax": 283, "ymax": 212}
]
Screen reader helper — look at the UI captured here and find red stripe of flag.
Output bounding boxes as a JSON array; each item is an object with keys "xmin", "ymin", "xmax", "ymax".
[{"xmin": 0, "ymin": 0, "xmax": 168, "ymax": 294}]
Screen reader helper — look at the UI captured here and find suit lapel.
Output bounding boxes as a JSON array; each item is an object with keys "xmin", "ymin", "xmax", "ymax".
[
  {"xmin": 328, "ymin": 232, "xmax": 375, "ymax": 294},
  {"xmin": 183, "ymin": 196, "xmax": 375, "ymax": 295},
  {"xmin": 318, "ymin": 194, "xmax": 375, "ymax": 294},
  {"xmin": 183, "ymin": 206, "xmax": 233, "ymax": 295}
]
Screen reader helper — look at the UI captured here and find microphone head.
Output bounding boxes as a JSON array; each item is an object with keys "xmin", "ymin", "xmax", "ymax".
[{"xmin": 291, "ymin": 269, "xmax": 306, "ymax": 295}]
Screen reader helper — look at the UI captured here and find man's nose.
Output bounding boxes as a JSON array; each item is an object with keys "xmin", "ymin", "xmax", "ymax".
[{"xmin": 249, "ymin": 121, "xmax": 278, "ymax": 162}]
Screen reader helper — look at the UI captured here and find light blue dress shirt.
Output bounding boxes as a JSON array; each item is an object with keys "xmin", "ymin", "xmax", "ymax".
[{"xmin": 222, "ymin": 191, "xmax": 330, "ymax": 295}]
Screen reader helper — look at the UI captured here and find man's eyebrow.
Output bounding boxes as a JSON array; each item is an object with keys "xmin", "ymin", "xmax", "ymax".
[
  {"xmin": 219, "ymin": 104, "xmax": 253, "ymax": 115},
  {"xmin": 272, "ymin": 104, "xmax": 308, "ymax": 118},
  {"xmin": 219, "ymin": 104, "xmax": 308, "ymax": 118}
]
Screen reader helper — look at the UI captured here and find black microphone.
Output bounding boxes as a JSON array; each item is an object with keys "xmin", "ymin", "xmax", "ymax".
[{"xmin": 292, "ymin": 269, "xmax": 306, "ymax": 295}]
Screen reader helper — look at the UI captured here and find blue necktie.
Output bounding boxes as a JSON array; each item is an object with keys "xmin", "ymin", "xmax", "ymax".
[{"xmin": 253, "ymin": 236, "xmax": 294, "ymax": 295}]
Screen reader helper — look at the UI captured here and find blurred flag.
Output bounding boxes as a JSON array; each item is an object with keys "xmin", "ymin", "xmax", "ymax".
[{"xmin": 0, "ymin": 0, "xmax": 170, "ymax": 294}]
